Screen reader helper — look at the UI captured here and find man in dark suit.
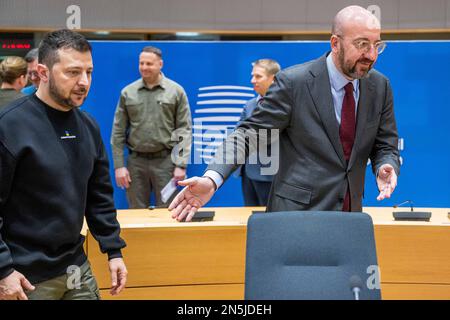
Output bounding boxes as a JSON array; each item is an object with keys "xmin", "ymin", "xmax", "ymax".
[
  {"xmin": 169, "ymin": 5, "xmax": 400, "ymax": 221},
  {"xmin": 239, "ymin": 59, "xmax": 280, "ymax": 206}
]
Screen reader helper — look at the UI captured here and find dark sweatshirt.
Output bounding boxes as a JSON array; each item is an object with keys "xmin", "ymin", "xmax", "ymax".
[{"xmin": 0, "ymin": 94, "xmax": 126, "ymax": 284}]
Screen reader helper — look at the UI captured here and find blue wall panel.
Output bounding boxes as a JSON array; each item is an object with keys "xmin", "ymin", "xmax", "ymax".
[{"xmin": 83, "ymin": 41, "xmax": 450, "ymax": 209}]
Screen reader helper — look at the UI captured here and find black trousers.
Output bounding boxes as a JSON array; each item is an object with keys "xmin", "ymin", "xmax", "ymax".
[{"xmin": 241, "ymin": 174, "xmax": 272, "ymax": 206}]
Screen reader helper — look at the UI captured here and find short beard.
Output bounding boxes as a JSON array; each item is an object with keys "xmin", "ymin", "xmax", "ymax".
[
  {"xmin": 338, "ymin": 47, "xmax": 372, "ymax": 80},
  {"xmin": 48, "ymin": 74, "xmax": 84, "ymax": 109}
]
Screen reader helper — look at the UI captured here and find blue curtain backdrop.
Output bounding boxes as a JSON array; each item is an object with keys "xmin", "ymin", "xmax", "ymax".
[{"xmin": 82, "ymin": 41, "xmax": 450, "ymax": 209}]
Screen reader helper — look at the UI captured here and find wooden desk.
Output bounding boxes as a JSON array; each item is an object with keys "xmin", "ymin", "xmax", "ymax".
[{"xmin": 85, "ymin": 207, "xmax": 450, "ymax": 300}]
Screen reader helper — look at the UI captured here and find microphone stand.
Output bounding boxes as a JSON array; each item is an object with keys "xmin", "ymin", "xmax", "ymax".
[{"xmin": 392, "ymin": 200, "xmax": 432, "ymax": 221}]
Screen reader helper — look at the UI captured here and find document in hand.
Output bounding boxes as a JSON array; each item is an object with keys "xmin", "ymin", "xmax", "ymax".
[{"xmin": 161, "ymin": 178, "xmax": 177, "ymax": 203}]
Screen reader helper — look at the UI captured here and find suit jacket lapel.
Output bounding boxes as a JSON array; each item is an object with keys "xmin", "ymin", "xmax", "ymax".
[
  {"xmin": 348, "ymin": 76, "xmax": 375, "ymax": 169},
  {"xmin": 307, "ymin": 56, "xmax": 346, "ymax": 167}
]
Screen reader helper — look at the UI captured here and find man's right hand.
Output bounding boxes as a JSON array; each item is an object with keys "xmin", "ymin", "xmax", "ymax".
[
  {"xmin": 0, "ymin": 271, "xmax": 35, "ymax": 300},
  {"xmin": 168, "ymin": 177, "xmax": 216, "ymax": 222},
  {"xmin": 115, "ymin": 167, "xmax": 132, "ymax": 189}
]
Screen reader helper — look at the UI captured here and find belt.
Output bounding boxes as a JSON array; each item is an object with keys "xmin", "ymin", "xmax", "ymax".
[{"xmin": 131, "ymin": 149, "xmax": 171, "ymax": 159}]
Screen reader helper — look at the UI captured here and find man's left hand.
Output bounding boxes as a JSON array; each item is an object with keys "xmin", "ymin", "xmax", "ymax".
[
  {"xmin": 173, "ymin": 167, "xmax": 187, "ymax": 183},
  {"xmin": 108, "ymin": 258, "xmax": 127, "ymax": 296},
  {"xmin": 376, "ymin": 164, "xmax": 397, "ymax": 201}
]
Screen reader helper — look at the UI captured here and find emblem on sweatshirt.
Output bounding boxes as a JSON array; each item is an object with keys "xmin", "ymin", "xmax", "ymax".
[{"xmin": 61, "ymin": 130, "xmax": 77, "ymax": 139}]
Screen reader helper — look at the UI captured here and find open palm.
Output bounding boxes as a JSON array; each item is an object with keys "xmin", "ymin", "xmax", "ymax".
[
  {"xmin": 169, "ymin": 177, "xmax": 216, "ymax": 221},
  {"xmin": 376, "ymin": 164, "xmax": 397, "ymax": 201}
]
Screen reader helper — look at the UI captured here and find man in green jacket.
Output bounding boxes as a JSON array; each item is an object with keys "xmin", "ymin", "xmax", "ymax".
[{"xmin": 111, "ymin": 46, "xmax": 192, "ymax": 208}]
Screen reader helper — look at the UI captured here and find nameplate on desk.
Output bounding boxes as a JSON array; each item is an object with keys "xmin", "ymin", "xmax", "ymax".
[
  {"xmin": 252, "ymin": 210, "xmax": 266, "ymax": 214},
  {"xmin": 181, "ymin": 211, "xmax": 215, "ymax": 222},
  {"xmin": 393, "ymin": 211, "xmax": 432, "ymax": 222}
]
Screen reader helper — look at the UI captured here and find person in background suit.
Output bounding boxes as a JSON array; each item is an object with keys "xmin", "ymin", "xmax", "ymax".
[
  {"xmin": 169, "ymin": 5, "xmax": 400, "ymax": 221},
  {"xmin": 22, "ymin": 48, "xmax": 40, "ymax": 95},
  {"xmin": 239, "ymin": 59, "xmax": 280, "ymax": 206}
]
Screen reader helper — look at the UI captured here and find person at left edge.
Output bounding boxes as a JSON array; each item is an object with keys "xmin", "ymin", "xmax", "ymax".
[
  {"xmin": 0, "ymin": 29, "xmax": 127, "ymax": 300},
  {"xmin": 0, "ymin": 56, "xmax": 27, "ymax": 108}
]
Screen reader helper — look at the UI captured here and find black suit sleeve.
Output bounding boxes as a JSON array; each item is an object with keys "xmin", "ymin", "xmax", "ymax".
[
  {"xmin": 370, "ymin": 79, "xmax": 400, "ymax": 176},
  {"xmin": 208, "ymin": 71, "xmax": 293, "ymax": 180}
]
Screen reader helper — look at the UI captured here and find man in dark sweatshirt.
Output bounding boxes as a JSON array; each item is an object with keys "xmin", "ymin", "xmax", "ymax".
[{"xmin": 0, "ymin": 29, "xmax": 127, "ymax": 300}]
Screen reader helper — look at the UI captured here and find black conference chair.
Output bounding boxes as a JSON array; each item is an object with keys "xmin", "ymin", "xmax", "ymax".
[{"xmin": 245, "ymin": 211, "xmax": 381, "ymax": 300}]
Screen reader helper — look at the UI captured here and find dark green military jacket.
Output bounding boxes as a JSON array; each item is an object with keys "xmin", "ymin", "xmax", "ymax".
[{"xmin": 111, "ymin": 75, "xmax": 192, "ymax": 169}]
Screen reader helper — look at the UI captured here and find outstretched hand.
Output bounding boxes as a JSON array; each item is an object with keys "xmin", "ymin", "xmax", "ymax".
[
  {"xmin": 376, "ymin": 164, "xmax": 397, "ymax": 201},
  {"xmin": 169, "ymin": 177, "xmax": 216, "ymax": 222}
]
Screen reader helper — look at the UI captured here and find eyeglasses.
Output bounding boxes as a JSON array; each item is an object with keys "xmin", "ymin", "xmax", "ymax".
[
  {"xmin": 28, "ymin": 70, "xmax": 39, "ymax": 79},
  {"xmin": 335, "ymin": 35, "xmax": 387, "ymax": 55}
]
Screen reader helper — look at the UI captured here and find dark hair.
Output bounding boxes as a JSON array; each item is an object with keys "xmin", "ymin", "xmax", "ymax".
[
  {"xmin": 142, "ymin": 46, "xmax": 162, "ymax": 59},
  {"xmin": 24, "ymin": 48, "xmax": 39, "ymax": 63},
  {"xmin": 38, "ymin": 29, "xmax": 92, "ymax": 69}
]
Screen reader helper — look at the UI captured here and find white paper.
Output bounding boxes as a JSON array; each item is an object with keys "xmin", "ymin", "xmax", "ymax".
[{"xmin": 161, "ymin": 178, "xmax": 177, "ymax": 203}]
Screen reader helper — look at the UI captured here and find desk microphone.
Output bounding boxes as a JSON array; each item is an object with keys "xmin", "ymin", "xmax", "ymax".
[
  {"xmin": 349, "ymin": 275, "xmax": 363, "ymax": 300},
  {"xmin": 393, "ymin": 200, "xmax": 414, "ymax": 210},
  {"xmin": 392, "ymin": 200, "xmax": 432, "ymax": 221}
]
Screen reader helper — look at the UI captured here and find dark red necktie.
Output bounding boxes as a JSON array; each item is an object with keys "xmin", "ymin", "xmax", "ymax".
[{"xmin": 339, "ymin": 82, "xmax": 356, "ymax": 211}]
